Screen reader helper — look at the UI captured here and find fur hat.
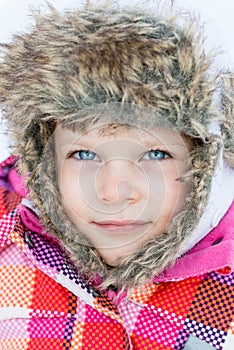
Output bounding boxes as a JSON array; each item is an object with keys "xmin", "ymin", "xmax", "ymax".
[{"xmin": 0, "ymin": 3, "xmax": 234, "ymax": 290}]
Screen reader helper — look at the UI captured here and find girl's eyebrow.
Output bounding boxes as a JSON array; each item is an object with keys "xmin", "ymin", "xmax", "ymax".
[
  {"xmin": 142, "ymin": 140, "xmax": 188, "ymax": 149},
  {"xmin": 56, "ymin": 132, "xmax": 97, "ymax": 148},
  {"xmin": 59, "ymin": 141, "xmax": 95, "ymax": 153}
]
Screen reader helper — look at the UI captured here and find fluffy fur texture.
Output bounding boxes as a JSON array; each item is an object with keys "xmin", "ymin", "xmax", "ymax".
[{"xmin": 0, "ymin": 3, "xmax": 233, "ymax": 290}]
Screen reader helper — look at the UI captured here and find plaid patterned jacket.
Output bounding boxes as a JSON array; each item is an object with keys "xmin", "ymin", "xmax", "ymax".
[{"xmin": 0, "ymin": 156, "xmax": 234, "ymax": 350}]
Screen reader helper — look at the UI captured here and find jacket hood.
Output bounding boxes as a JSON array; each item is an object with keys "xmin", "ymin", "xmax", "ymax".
[{"xmin": 0, "ymin": 4, "xmax": 234, "ymax": 290}]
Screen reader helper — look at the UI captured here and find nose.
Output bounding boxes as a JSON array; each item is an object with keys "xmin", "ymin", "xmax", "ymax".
[{"xmin": 96, "ymin": 159, "xmax": 142, "ymax": 204}]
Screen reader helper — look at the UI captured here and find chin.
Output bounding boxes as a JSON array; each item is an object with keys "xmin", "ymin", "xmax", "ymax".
[{"xmin": 97, "ymin": 250, "xmax": 122, "ymax": 267}]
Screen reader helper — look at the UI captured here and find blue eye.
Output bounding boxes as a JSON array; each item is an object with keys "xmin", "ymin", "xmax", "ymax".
[
  {"xmin": 144, "ymin": 150, "xmax": 170, "ymax": 160},
  {"xmin": 72, "ymin": 150, "xmax": 98, "ymax": 161}
]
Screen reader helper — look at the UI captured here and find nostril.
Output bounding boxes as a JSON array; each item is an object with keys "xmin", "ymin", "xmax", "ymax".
[
  {"xmin": 116, "ymin": 180, "xmax": 133, "ymax": 199},
  {"xmin": 212, "ymin": 237, "xmax": 223, "ymax": 246}
]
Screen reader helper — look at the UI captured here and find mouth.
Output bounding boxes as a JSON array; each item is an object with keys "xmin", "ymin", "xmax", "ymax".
[{"xmin": 93, "ymin": 220, "xmax": 151, "ymax": 234}]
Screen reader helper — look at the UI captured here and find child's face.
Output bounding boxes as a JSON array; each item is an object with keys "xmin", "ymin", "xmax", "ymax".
[{"xmin": 55, "ymin": 123, "xmax": 192, "ymax": 266}]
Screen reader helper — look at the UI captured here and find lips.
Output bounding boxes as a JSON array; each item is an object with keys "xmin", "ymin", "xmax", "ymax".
[{"xmin": 93, "ymin": 220, "xmax": 151, "ymax": 234}]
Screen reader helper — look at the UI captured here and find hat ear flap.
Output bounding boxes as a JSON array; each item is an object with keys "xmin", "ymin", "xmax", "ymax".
[{"xmin": 220, "ymin": 74, "xmax": 234, "ymax": 168}]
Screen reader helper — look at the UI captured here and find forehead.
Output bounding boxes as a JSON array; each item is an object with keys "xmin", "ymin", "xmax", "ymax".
[{"xmin": 55, "ymin": 123, "xmax": 190, "ymax": 148}]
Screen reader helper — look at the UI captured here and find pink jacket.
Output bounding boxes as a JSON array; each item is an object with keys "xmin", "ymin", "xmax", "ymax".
[{"xmin": 0, "ymin": 156, "xmax": 233, "ymax": 349}]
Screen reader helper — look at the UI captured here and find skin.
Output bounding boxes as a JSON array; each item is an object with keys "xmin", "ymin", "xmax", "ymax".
[{"xmin": 55, "ymin": 123, "xmax": 193, "ymax": 266}]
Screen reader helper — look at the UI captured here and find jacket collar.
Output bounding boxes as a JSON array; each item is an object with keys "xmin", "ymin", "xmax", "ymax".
[
  {"xmin": 11, "ymin": 198, "xmax": 233, "ymax": 283},
  {"xmin": 154, "ymin": 199, "xmax": 234, "ymax": 283}
]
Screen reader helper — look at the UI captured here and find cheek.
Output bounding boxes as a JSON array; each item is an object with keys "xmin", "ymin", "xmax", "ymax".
[
  {"xmin": 57, "ymin": 163, "xmax": 86, "ymax": 219},
  {"xmin": 143, "ymin": 162, "xmax": 175, "ymax": 198},
  {"xmin": 144, "ymin": 161, "xmax": 187, "ymax": 217},
  {"xmin": 163, "ymin": 173, "xmax": 191, "ymax": 217},
  {"xmin": 58, "ymin": 162, "xmax": 105, "ymax": 223}
]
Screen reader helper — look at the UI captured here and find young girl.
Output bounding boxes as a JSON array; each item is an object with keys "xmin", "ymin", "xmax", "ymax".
[{"xmin": 0, "ymin": 3, "xmax": 233, "ymax": 349}]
